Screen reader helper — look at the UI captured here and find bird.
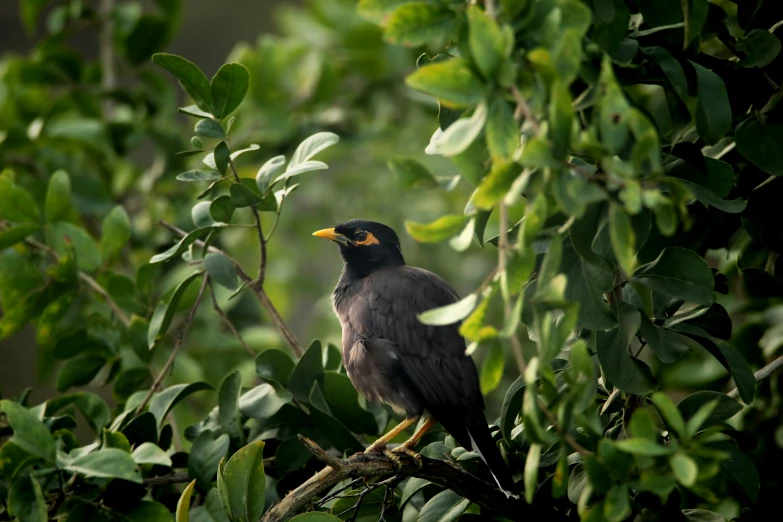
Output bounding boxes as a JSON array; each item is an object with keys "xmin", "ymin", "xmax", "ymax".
[{"xmin": 313, "ymin": 218, "xmax": 515, "ymax": 493}]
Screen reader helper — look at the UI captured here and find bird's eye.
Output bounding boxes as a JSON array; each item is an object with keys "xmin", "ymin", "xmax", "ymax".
[{"xmin": 354, "ymin": 231, "xmax": 367, "ymax": 242}]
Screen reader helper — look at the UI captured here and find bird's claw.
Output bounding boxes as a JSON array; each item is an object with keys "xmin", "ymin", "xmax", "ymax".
[
  {"xmin": 382, "ymin": 449, "xmax": 404, "ymax": 472},
  {"xmin": 391, "ymin": 445, "xmax": 423, "ymax": 471},
  {"xmin": 364, "ymin": 443, "xmax": 387, "ymax": 454}
]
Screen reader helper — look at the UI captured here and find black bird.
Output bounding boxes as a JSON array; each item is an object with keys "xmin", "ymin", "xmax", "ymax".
[{"xmin": 313, "ymin": 219, "xmax": 514, "ymax": 492}]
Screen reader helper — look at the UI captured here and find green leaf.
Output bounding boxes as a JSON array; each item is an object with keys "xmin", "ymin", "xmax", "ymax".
[
  {"xmin": 204, "ymin": 252, "xmax": 238, "ymax": 290},
  {"xmin": 405, "ymin": 214, "xmax": 465, "ymax": 243},
  {"xmin": 211, "ymin": 63, "xmax": 250, "ymax": 118},
  {"xmin": 176, "ymin": 479, "xmax": 197, "ymax": 522},
  {"xmin": 147, "ymin": 272, "xmax": 203, "ymax": 347},
  {"xmin": 388, "ymin": 158, "xmax": 438, "ymax": 190},
  {"xmin": 677, "ymin": 391, "xmax": 741, "ymax": 426},
  {"xmin": 256, "ymin": 155, "xmax": 286, "ymax": 194},
  {"xmin": 632, "ymin": 247, "xmax": 714, "ymax": 305},
  {"xmin": 321, "ymin": 372, "xmax": 378, "ymax": 434},
  {"xmin": 238, "ymin": 382, "xmax": 293, "ymax": 420},
  {"xmin": 0, "ymin": 400, "xmax": 56, "ymax": 464},
  {"xmin": 604, "ymin": 484, "xmax": 631, "ymax": 522},
  {"xmin": 191, "ymin": 201, "xmax": 215, "ymax": 229},
  {"xmin": 289, "ymin": 131, "xmax": 339, "ymax": 169},
  {"xmin": 7, "ymin": 475, "xmax": 46, "ymax": 522},
  {"xmin": 615, "ymin": 438, "xmax": 673, "ymax": 456},
  {"xmin": 472, "ymin": 161, "xmax": 521, "ymax": 210},
  {"xmin": 480, "ymin": 341, "xmax": 504, "ymax": 394},
  {"xmin": 255, "ymin": 349, "xmax": 296, "ymax": 386},
  {"xmin": 230, "ymin": 180, "xmax": 277, "ymax": 210},
  {"xmin": 149, "ymin": 382, "xmax": 213, "ymax": 427},
  {"xmin": 736, "ymin": 29, "xmax": 782, "ymax": 68},
  {"xmin": 101, "ymin": 205, "xmax": 131, "ymax": 260},
  {"xmin": 682, "ymin": 510, "xmax": 726, "ymax": 522},
  {"xmin": 467, "ymin": 5, "xmax": 505, "ymax": 79},
  {"xmin": 289, "ymin": 514, "xmax": 342, "ymax": 522},
  {"xmin": 406, "ymin": 57, "xmax": 486, "ymax": 107},
  {"xmin": 209, "ymin": 196, "xmax": 235, "ymax": 223},
  {"xmin": 596, "ymin": 303, "xmax": 657, "ymax": 395},
  {"xmin": 132, "ymin": 442, "xmax": 172, "ymax": 466},
  {"xmin": 152, "ymin": 54, "xmax": 214, "ymax": 112},
  {"xmin": 213, "ymin": 141, "xmax": 230, "ymax": 175},
  {"xmin": 519, "ymin": 137, "xmax": 559, "ymax": 169},
  {"xmin": 418, "ymin": 293, "xmax": 477, "ymax": 325},
  {"xmin": 486, "ymin": 98, "xmax": 519, "ymax": 160},
  {"xmin": 385, "ymin": 3, "xmax": 455, "ymax": 47},
  {"xmin": 220, "ymin": 440, "xmax": 266, "ymax": 522},
  {"xmin": 46, "ymin": 392, "xmax": 111, "ymax": 433},
  {"xmin": 671, "ymin": 453, "xmax": 697, "ymax": 486},
  {"xmin": 525, "ymin": 443, "xmax": 541, "ymax": 503},
  {"xmin": 562, "ymin": 248, "xmax": 616, "ymax": 330},
  {"xmin": 274, "ymin": 161, "xmax": 328, "ymax": 184},
  {"xmin": 437, "ymin": 102, "xmax": 488, "ymax": 157},
  {"xmin": 690, "ymin": 62, "xmax": 731, "ymax": 145},
  {"xmin": 56, "ymin": 354, "xmax": 106, "ymax": 391},
  {"xmin": 418, "ymin": 490, "xmax": 470, "ymax": 522},
  {"xmin": 715, "ymin": 442, "xmax": 760, "ymax": 503},
  {"xmin": 735, "ymin": 116, "xmax": 783, "ymax": 177},
  {"xmin": 683, "ymin": 0, "xmax": 708, "ymax": 47},
  {"xmin": 189, "ymin": 431, "xmax": 230, "ymax": 491},
  {"xmin": 218, "ymin": 370, "xmax": 243, "ymax": 441},
  {"xmin": 150, "ymin": 228, "xmax": 213, "ymax": 263},
  {"xmin": 639, "ymin": 315, "xmax": 695, "ymax": 363},
  {"xmin": 0, "ymin": 224, "xmax": 40, "ymax": 251},
  {"xmin": 642, "ymin": 47, "xmax": 688, "ymax": 102},
  {"xmin": 195, "ymin": 119, "xmax": 226, "ymax": 139},
  {"xmin": 177, "ymin": 170, "xmax": 222, "ymax": 182},
  {"xmin": 549, "ymin": 81, "xmax": 574, "ymax": 159},
  {"xmin": 609, "ymin": 203, "xmax": 636, "ymax": 275},
  {"xmin": 288, "ymin": 341, "xmax": 324, "ymax": 401},
  {"xmin": 0, "ymin": 177, "xmax": 41, "ymax": 223},
  {"xmin": 45, "ymin": 170, "xmax": 71, "ymax": 222},
  {"xmin": 651, "ymin": 392, "xmax": 686, "ymax": 438},
  {"xmin": 46, "ymin": 221, "xmax": 102, "ymax": 271},
  {"xmin": 66, "ymin": 447, "xmax": 143, "ymax": 483}
]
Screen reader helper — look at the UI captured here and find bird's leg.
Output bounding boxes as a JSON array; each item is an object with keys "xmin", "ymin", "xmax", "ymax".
[
  {"xmin": 391, "ymin": 417, "xmax": 436, "ymax": 470},
  {"xmin": 365, "ymin": 416, "xmax": 419, "ymax": 453}
]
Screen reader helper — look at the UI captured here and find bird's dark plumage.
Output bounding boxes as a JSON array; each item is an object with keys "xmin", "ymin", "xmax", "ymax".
[{"xmin": 314, "ymin": 219, "xmax": 514, "ymax": 492}]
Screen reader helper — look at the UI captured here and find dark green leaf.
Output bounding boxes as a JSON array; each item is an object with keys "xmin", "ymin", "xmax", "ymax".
[
  {"xmin": 213, "ymin": 142, "xmax": 230, "ymax": 175},
  {"xmin": 486, "ymin": 98, "xmax": 519, "ymax": 161},
  {"xmin": 211, "ymin": 63, "xmax": 250, "ymax": 119},
  {"xmin": 636, "ymin": 0, "xmax": 682, "ymax": 27},
  {"xmin": 615, "ymin": 438, "xmax": 673, "ymax": 456},
  {"xmin": 480, "ymin": 340, "xmax": 505, "ymax": 395},
  {"xmin": 151, "ymin": 228, "xmax": 213, "ymax": 263},
  {"xmin": 209, "ymin": 196, "xmax": 235, "ymax": 223},
  {"xmin": 467, "ymin": 4, "xmax": 505, "ymax": 79},
  {"xmin": 639, "ymin": 314, "xmax": 696, "ymax": 363},
  {"xmin": 204, "ymin": 252, "xmax": 238, "ymax": 290},
  {"xmin": 56, "ymin": 354, "xmax": 106, "ymax": 391},
  {"xmin": 604, "ymin": 484, "xmax": 631, "ymax": 522},
  {"xmin": 66, "ymin": 448, "xmax": 143, "ymax": 483},
  {"xmin": 418, "ymin": 489, "xmax": 470, "ymax": 522},
  {"xmin": 736, "ymin": 29, "xmax": 782, "ymax": 68},
  {"xmin": 609, "ymin": 203, "xmax": 636, "ymax": 276},
  {"xmin": 47, "ymin": 222, "xmax": 102, "ymax": 272},
  {"xmin": 714, "ymin": 442, "xmax": 760, "ymax": 502},
  {"xmin": 218, "ymin": 370, "xmax": 243, "ymax": 441},
  {"xmin": 735, "ymin": 116, "xmax": 783, "ymax": 177},
  {"xmin": 149, "ymin": 382, "xmax": 213, "ymax": 427},
  {"xmin": 195, "ymin": 119, "xmax": 226, "ymax": 139},
  {"xmin": 388, "ymin": 158, "xmax": 438, "ymax": 190},
  {"xmin": 671, "ymin": 453, "xmax": 697, "ymax": 486},
  {"xmin": 255, "ymin": 349, "xmax": 296, "ymax": 386},
  {"xmin": 632, "ymin": 247, "xmax": 714, "ymax": 305},
  {"xmin": 147, "ymin": 272, "xmax": 203, "ymax": 347},
  {"xmin": 177, "ymin": 170, "xmax": 222, "ymax": 182},
  {"xmin": 289, "ymin": 132, "xmax": 339, "ymax": 168},
  {"xmin": 682, "ymin": 510, "xmax": 727, "ymax": 522},
  {"xmin": 273, "ymin": 160, "xmax": 328, "ymax": 184},
  {"xmin": 101, "ymin": 205, "xmax": 131, "ymax": 260},
  {"xmin": 132, "ymin": 442, "xmax": 172, "ymax": 466},
  {"xmin": 189, "ymin": 430, "xmax": 230, "ymax": 491},
  {"xmin": 288, "ymin": 341, "xmax": 324, "ymax": 401},
  {"xmin": 321, "ymin": 372, "xmax": 377, "ymax": 434},
  {"xmin": 220, "ymin": 440, "xmax": 265, "ymax": 522},
  {"xmin": 0, "ymin": 224, "xmax": 41, "ymax": 251},
  {"xmin": 406, "ymin": 57, "xmax": 486, "ymax": 107},
  {"xmin": 472, "ymin": 161, "xmax": 521, "ymax": 210},
  {"xmin": 256, "ymin": 155, "xmax": 286, "ymax": 194},
  {"xmin": 7, "ymin": 475, "xmax": 46, "ymax": 522},
  {"xmin": 290, "ymin": 514, "xmax": 342, "ymax": 522},
  {"xmin": 651, "ymin": 392, "xmax": 686, "ymax": 438},
  {"xmin": 549, "ymin": 81, "xmax": 574, "ymax": 159},
  {"xmin": 45, "ymin": 170, "xmax": 71, "ymax": 222},
  {"xmin": 385, "ymin": 3, "xmax": 455, "ymax": 47},
  {"xmin": 677, "ymin": 391, "xmax": 742, "ymax": 425},
  {"xmin": 683, "ymin": 0, "xmax": 708, "ymax": 47},
  {"xmin": 690, "ymin": 62, "xmax": 731, "ymax": 145},
  {"xmin": 642, "ymin": 47, "xmax": 688, "ymax": 102},
  {"xmin": 0, "ymin": 177, "xmax": 41, "ymax": 223},
  {"xmin": 0, "ymin": 400, "xmax": 56, "ymax": 464},
  {"xmin": 152, "ymin": 53, "xmax": 214, "ymax": 112},
  {"xmin": 274, "ymin": 438, "xmax": 312, "ymax": 476},
  {"xmin": 238, "ymin": 382, "xmax": 292, "ymax": 419},
  {"xmin": 500, "ymin": 376, "xmax": 525, "ymax": 443},
  {"xmin": 596, "ymin": 303, "xmax": 658, "ymax": 395}
]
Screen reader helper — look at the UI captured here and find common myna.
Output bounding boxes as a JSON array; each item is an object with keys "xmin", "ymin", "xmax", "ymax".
[{"xmin": 314, "ymin": 219, "xmax": 514, "ymax": 492}]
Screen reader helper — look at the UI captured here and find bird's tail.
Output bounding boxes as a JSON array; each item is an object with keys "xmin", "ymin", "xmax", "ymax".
[{"xmin": 467, "ymin": 421, "xmax": 518, "ymax": 497}]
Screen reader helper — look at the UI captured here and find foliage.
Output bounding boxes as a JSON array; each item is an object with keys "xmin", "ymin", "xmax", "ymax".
[{"xmin": 1, "ymin": 0, "xmax": 783, "ymax": 521}]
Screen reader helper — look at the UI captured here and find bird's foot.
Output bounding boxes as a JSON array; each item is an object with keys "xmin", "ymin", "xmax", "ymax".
[
  {"xmin": 364, "ymin": 442, "xmax": 387, "ymax": 454},
  {"xmin": 391, "ymin": 445, "xmax": 423, "ymax": 471},
  {"xmin": 382, "ymin": 449, "xmax": 404, "ymax": 472}
]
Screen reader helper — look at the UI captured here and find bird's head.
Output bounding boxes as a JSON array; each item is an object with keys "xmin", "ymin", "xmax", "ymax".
[{"xmin": 313, "ymin": 219, "xmax": 405, "ymax": 276}]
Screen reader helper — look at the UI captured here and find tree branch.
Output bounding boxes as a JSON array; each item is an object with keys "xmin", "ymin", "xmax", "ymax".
[
  {"xmin": 158, "ymin": 220, "xmax": 303, "ymax": 357},
  {"xmin": 209, "ymin": 281, "xmax": 254, "ymax": 357},
  {"xmin": 134, "ymin": 274, "xmax": 209, "ymax": 416},
  {"xmin": 261, "ymin": 437, "xmax": 566, "ymax": 522},
  {"xmin": 228, "ymin": 157, "xmax": 267, "ymax": 285},
  {"xmin": 728, "ymin": 353, "xmax": 783, "ymax": 400},
  {"xmin": 17, "ymin": 235, "xmax": 131, "ymax": 328}
]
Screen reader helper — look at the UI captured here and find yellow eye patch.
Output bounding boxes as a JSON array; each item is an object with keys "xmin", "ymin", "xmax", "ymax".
[{"xmin": 354, "ymin": 231, "xmax": 380, "ymax": 245}]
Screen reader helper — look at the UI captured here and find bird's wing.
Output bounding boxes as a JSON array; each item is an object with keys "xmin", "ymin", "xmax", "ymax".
[{"xmin": 358, "ymin": 266, "xmax": 484, "ymax": 420}]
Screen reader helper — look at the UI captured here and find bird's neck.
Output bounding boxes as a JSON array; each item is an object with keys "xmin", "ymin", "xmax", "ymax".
[{"xmin": 339, "ymin": 259, "xmax": 403, "ymax": 281}]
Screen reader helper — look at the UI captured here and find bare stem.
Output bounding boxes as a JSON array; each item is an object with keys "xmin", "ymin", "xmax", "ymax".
[
  {"xmin": 228, "ymin": 157, "xmax": 267, "ymax": 285},
  {"xmin": 158, "ymin": 220, "xmax": 303, "ymax": 357},
  {"xmin": 19, "ymin": 235, "xmax": 131, "ymax": 328},
  {"xmin": 210, "ymin": 282, "xmax": 254, "ymax": 358},
  {"xmin": 728, "ymin": 353, "xmax": 783, "ymax": 400},
  {"xmin": 134, "ymin": 275, "xmax": 209, "ymax": 416}
]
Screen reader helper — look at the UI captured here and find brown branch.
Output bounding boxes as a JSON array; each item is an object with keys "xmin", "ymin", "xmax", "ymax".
[
  {"xmin": 511, "ymin": 84, "xmax": 540, "ymax": 133},
  {"xmin": 135, "ymin": 274, "xmax": 209, "ymax": 416},
  {"xmin": 143, "ymin": 458, "xmax": 276, "ymax": 488},
  {"xmin": 261, "ymin": 437, "xmax": 566, "ymax": 522},
  {"xmin": 158, "ymin": 220, "xmax": 303, "ymax": 357},
  {"xmin": 209, "ymin": 281, "xmax": 254, "ymax": 357},
  {"xmin": 18, "ymin": 235, "xmax": 131, "ymax": 328},
  {"xmin": 728, "ymin": 353, "xmax": 783, "ymax": 400}
]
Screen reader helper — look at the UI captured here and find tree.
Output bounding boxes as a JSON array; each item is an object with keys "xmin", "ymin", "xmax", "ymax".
[{"xmin": 1, "ymin": 0, "xmax": 782, "ymax": 521}]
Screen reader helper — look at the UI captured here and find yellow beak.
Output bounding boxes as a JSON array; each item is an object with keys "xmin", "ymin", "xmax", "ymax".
[{"xmin": 312, "ymin": 228, "xmax": 351, "ymax": 245}]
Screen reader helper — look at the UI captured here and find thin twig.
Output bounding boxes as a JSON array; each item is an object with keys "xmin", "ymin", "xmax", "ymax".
[
  {"xmin": 484, "ymin": 0, "xmax": 497, "ymax": 20},
  {"xmin": 228, "ymin": 157, "xmax": 267, "ymax": 285},
  {"xmin": 727, "ymin": 353, "xmax": 783, "ymax": 399},
  {"xmin": 498, "ymin": 203, "xmax": 527, "ymax": 376},
  {"xmin": 511, "ymin": 84, "xmax": 540, "ymax": 133},
  {"xmin": 210, "ymin": 282, "xmax": 254, "ymax": 357},
  {"xmin": 19, "ymin": 236, "xmax": 131, "ymax": 328},
  {"xmin": 158, "ymin": 220, "xmax": 303, "ymax": 357},
  {"xmin": 134, "ymin": 275, "xmax": 209, "ymax": 416},
  {"xmin": 99, "ymin": 0, "xmax": 115, "ymax": 116}
]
